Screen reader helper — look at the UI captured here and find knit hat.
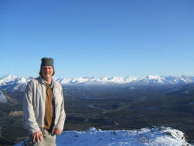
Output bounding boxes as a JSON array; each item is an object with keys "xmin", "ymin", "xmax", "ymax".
[{"xmin": 39, "ymin": 57, "xmax": 55, "ymax": 76}]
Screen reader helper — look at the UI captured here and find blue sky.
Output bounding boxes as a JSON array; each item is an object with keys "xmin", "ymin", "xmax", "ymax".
[{"xmin": 0, "ymin": 0, "xmax": 194, "ymax": 78}]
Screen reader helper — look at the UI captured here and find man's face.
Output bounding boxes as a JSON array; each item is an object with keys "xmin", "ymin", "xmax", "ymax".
[{"xmin": 41, "ymin": 66, "xmax": 54, "ymax": 80}]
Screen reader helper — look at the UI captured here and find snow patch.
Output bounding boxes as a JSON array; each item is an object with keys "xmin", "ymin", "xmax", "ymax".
[
  {"xmin": 15, "ymin": 127, "xmax": 191, "ymax": 146},
  {"xmin": 0, "ymin": 90, "xmax": 7, "ymax": 103}
]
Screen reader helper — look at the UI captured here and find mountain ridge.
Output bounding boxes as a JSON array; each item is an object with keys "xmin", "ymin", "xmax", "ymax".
[{"xmin": 1, "ymin": 74, "xmax": 194, "ymax": 85}]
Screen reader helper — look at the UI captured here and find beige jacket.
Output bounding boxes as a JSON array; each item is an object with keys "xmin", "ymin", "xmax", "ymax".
[{"xmin": 23, "ymin": 77, "xmax": 66, "ymax": 134}]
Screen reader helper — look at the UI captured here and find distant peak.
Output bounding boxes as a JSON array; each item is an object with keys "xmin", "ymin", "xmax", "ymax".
[{"xmin": 0, "ymin": 74, "xmax": 194, "ymax": 85}]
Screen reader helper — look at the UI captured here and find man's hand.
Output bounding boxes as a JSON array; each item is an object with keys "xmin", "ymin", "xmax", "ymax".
[
  {"xmin": 53, "ymin": 128, "xmax": 62, "ymax": 135},
  {"xmin": 32, "ymin": 131, "xmax": 43, "ymax": 143}
]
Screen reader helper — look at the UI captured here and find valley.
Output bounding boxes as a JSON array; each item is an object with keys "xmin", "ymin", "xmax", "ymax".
[{"xmin": 0, "ymin": 76, "xmax": 194, "ymax": 145}]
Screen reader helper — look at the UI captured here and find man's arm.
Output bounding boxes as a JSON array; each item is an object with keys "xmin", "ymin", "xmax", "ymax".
[
  {"xmin": 53, "ymin": 85, "xmax": 66, "ymax": 135},
  {"xmin": 23, "ymin": 81, "xmax": 41, "ymax": 134}
]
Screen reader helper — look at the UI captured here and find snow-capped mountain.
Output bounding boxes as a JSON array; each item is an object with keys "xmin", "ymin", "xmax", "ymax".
[
  {"xmin": 135, "ymin": 75, "xmax": 194, "ymax": 85},
  {"xmin": 0, "ymin": 74, "xmax": 194, "ymax": 92},
  {"xmin": 0, "ymin": 74, "xmax": 18, "ymax": 85},
  {"xmin": 0, "ymin": 75, "xmax": 29, "ymax": 92},
  {"xmin": 0, "ymin": 74, "xmax": 28, "ymax": 86},
  {"xmin": 15, "ymin": 127, "xmax": 191, "ymax": 146},
  {"xmin": 0, "ymin": 90, "xmax": 7, "ymax": 103}
]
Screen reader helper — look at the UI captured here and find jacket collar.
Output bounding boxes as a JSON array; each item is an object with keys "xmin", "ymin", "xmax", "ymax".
[{"xmin": 38, "ymin": 76, "xmax": 54, "ymax": 88}]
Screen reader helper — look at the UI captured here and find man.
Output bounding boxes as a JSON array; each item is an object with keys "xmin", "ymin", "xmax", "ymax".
[{"xmin": 23, "ymin": 57, "xmax": 66, "ymax": 146}]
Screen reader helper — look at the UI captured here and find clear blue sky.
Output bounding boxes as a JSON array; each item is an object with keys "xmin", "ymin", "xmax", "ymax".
[{"xmin": 0, "ymin": 0, "xmax": 194, "ymax": 78}]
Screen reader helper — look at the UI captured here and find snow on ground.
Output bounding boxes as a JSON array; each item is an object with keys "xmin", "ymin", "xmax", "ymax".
[
  {"xmin": 0, "ymin": 90, "xmax": 7, "ymax": 103},
  {"xmin": 15, "ymin": 127, "xmax": 191, "ymax": 146}
]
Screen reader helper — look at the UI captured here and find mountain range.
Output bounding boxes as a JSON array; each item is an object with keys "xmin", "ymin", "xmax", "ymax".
[
  {"xmin": 0, "ymin": 74, "xmax": 194, "ymax": 88},
  {"xmin": 0, "ymin": 74, "xmax": 194, "ymax": 103},
  {"xmin": 1, "ymin": 74, "xmax": 194, "ymax": 145}
]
